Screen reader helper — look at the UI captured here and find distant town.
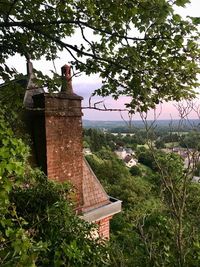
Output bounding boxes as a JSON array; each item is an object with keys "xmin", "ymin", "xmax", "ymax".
[{"xmin": 83, "ymin": 119, "xmax": 200, "ymax": 182}]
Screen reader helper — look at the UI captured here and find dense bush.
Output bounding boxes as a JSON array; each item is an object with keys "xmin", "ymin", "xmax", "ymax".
[
  {"xmin": 0, "ymin": 112, "xmax": 109, "ymax": 267},
  {"xmin": 129, "ymin": 165, "xmax": 142, "ymax": 176}
]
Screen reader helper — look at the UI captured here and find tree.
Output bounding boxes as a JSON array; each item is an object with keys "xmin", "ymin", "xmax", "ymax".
[
  {"xmin": 0, "ymin": 109, "xmax": 35, "ymax": 266},
  {"xmin": 0, "ymin": 0, "xmax": 199, "ymax": 112},
  {"xmin": 180, "ymin": 131, "xmax": 200, "ymax": 149},
  {"xmin": 138, "ymin": 149, "xmax": 154, "ymax": 169},
  {"xmin": 87, "ymin": 141, "xmax": 200, "ymax": 267},
  {"xmin": 86, "ymin": 147, "xmax": 130, "ymax": 186},
  {"xmin": 155, "ymin": 138, "xmax": 165, "ymax": 149},
  {"xmin": 149, "ymin": 152, "xmax": 200, "ymax": 267},
  {"xmin": 130, "ymin": 165, "xmax": 142, "ymax": 176},
  {"xmin": 0, "ymin": 110, "xmax": 109, "ymax": 266},
  {"xmin": 194, "ymin": 162, "xmax": 200, "ymax": 176}
]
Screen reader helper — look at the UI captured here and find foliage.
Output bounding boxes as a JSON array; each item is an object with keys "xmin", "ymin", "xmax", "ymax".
[
  {"xmin": 155, "ymin": 138, "xmax": 165, "ymax": 148},
  {"xmin": 83, "ymin": 128, "xmax": 114, "ymax": 152},
  {"xmin": 10, "ymin": 173, "xmax": 109, "ymax": 267},
  {"xmin": 0, "ymin": 113, "xmax": 109, "ymax": 267},
  {"xmin": 86, "ymin": 136, "xmax": 200, "ymax": 266},
  {"xmin": 194, "ymin": 162, "xmax": 200, "ymax": 176},
  {"xmin": 86, "ymin": 148, "xmax": 129, "ymax": 187},
  {"xmin": 161, "ymin": 132, "xmax": 180, "ymax": 143},
  {"xmin": 0, "ymin": 0, "xmax": 199, "ymax": 112},
  {"xmin": 137, "ymin": 149, "xmax": 155, "ymax": 169},
  {"xmin": 129, "ymin": 165, "xmax": 142, "ymax": 176},
  {"xmin": 149, "ymin": 152, "xmax": 200, "ymax": 267},
  {"xmin": 0, "ymin": 111, "xmax": 38, "ymax": 266},
  {"xmin": 179, "ymin": 131, "xmax": 200, "ymax": 149}
]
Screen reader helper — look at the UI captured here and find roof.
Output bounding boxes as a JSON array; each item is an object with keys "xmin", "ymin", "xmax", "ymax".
[
  {"xmin": 124, "ymin": 154, "xmax": 133, "ymax": 163},
  {"xmin": 0, "ymin": 68, "xmax": 44, "ymax": 109},
  {"xmin": 0, "ymin": 76, "xmax": 28, "ymax": 89},
  {"xmin": 82, "ymin": 159, "xmax": 110, "ymax": 213},
  {"xmin": 0, "ymin": 76, "xmax": 28, "ymax": 104}
]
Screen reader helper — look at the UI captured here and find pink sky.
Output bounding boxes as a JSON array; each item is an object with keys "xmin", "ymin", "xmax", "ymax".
[
  {"xmin": 74, "ymin": 81, "xmax": 200, "ymax": 121},
  {"xmin": 6, "ymin": 0, "xmax": 200, "ymax": 121}
]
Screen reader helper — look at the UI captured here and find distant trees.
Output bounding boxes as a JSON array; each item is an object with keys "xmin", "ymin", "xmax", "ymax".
[
  {"xmin": 160, "ymin": 133, "xmax": 180, "ymax": 143},
  {"xmin": 137, "ymin": 148, "xmax": 166, "ymax": 170},
  {"xmin": 83, "ymin": 129, "xmax": 116, "ymax": 152},
  {"xmin": 155, "ymin": 138, "xmax": 165, "ymax": 149},
  {"xmin": 84, "ymin": 128, "xmax": 148, "ymax": 152},
  {"xmin": 86, "ymin": 147, "xmax": 129, "ymax": 186},
  {"xmin": 137, "ymin": 149, "xmax": 154, "ymax": 169},
  {"xmin": 194, "ymin": 162, "xmax": 200, "ymax": 176},
  {"xmin": 179, "ymin": 131, "xmax": 200, "ymax": 149}
]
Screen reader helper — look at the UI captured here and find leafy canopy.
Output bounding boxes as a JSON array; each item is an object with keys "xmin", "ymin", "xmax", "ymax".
[{"xmin": 0, "ymin": 0, "xmax": 199, "ymax": 111}]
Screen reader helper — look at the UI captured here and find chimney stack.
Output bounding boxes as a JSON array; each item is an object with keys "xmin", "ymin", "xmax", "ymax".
[
  {"xmin": 24, "ymin": 63, "xmax": 121, "ymax": 239},
  {"xmin": 31, "ymin": 65, "xmax": 84, "ymax": 207}
]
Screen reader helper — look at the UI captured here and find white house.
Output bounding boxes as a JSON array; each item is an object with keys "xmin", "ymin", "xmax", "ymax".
[
  {"xmin": 124, "ymin": 155, "xmax": 137, "ymax": 168},
  {"xmin": 114, "ymin": 147, "xmax": 127, "ymax": 159}
]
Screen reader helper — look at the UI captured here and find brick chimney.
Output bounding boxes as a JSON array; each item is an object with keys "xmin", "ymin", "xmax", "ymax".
[
  {"xmin": 31, "ymin": 65, "xmax": 84, "ymax": 207},
  {"xmin": 25, "ymin": 62, "xmax": 122, "ymax": 239}
]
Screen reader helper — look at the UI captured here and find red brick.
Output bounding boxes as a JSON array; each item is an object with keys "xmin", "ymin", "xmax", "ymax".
[{"xmin": 29, "ymin": 68, "xmax": 114, "ymax": 239}]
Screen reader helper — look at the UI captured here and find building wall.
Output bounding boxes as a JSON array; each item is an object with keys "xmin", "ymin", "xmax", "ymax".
[
  {"xmin": 98, "ymin": 216, "xmax": 112, "ymax": 239},
  {"xmin": 32, "ymin": 93, "xmax": 84, "ymax": 207},
  {"xmin": 46, "ymin": 115, "xmax": 83, "ymax": 206}
]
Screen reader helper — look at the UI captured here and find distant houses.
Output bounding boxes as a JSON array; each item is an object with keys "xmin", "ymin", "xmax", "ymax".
[
  {"xmin": 162, "ymin": 146, "xmax": 200, "ymax": 183},
  {"xmin": 162, "ymin": 147, "xmax": 200, "ymax": 169},
  {"xmin": 83, "ymin": 148, "xmax": 92, "ymax": 155},
  {"xmin": 114, "ymin": 147, "xmax": 137, "ymax": 168},
  {"xmin": 124, "ymin": 155, "xmax": 137, "ymax": 168},
  {"xmin": 84, "ymin": 145, "xmax": 138, "ymax": 168},
  {"xmin": 114, "ymin": 147, "xmax": 127, "ymax": 159},
  {"xmin": 192, "ymin": 176, "xmax": 200, "ymax": 183}
]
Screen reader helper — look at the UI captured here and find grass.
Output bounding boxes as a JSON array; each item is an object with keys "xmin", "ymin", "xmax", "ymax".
[{"xmin": 165, "ymin": 142, "xmax": 180, "ymax": 148}]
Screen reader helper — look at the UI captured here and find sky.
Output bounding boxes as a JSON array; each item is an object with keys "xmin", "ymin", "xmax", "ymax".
[{"xmin": 6, "ymin": 0, "xmax": 200, "ymax": 121}]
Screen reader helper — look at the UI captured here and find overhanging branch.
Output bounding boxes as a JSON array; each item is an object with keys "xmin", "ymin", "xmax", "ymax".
[
  {"xmin": 82, "ymin": 106, "xmax": 128, "ymax": 112},
  {"xmin": 0, "ymin": 19, "xmax": 169, "ymax": 42}
]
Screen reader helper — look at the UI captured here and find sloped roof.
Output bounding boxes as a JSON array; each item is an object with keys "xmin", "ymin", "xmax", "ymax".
[
  {"xmin": 124, "ymin": 154, "xmax": 132, "ymax": 163},
  {"xmin": 23, "ymin": 61, "xmax": 44, "ymax": 108},
  {"xmin": 0, "ymin": 76, "xmax": 28, "ymax": 105},
  {"xmin": 82, "ymin": 159, "xmax": 110, "ymax": 213}
]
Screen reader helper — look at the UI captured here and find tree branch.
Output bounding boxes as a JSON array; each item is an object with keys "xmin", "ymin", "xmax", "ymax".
[
  {"xmin": 82, "ymin": 106, "xmax": 127, "ymax": 112},
  {"xmin": 0, "ymin": 19, "xmax": 169, "ymax": 42}
]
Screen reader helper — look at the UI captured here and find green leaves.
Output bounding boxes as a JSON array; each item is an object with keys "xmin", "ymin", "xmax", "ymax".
[
  {"xmin": 1, "ymin": 0, "xmax": 199, "ymax": 112},
  {"xmin": 175, "ymin": 0, "xmax": 190, "ymax": 7},
  {"xmin": 190, "ymin": 16, "xmax": 200, "ymax": 25},
  {"xmin": 0, "ymin": 112, "xmax": 109, "ymax": 266},
  {"xmin": 0, "ymin": 124, "xmax": 109, "ymax": 266}
]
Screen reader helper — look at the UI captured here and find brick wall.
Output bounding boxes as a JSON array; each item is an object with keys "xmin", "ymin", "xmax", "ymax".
[
  {"xmin": 98, "ymin": 216, "xmax": 112, "ymax": 240},
  {"xmin": 46, "ymin": 115, "xmax": 83, "ymax": 205},
  {"xmin": 32, "ymin": 92, "xmax": 84, "ymax": 207}
]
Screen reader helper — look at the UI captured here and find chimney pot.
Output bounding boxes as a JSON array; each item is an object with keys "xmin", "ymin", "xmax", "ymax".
[{"xmin": 61, "ymin": 64, "xmax": 73, "ymax": 94}]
